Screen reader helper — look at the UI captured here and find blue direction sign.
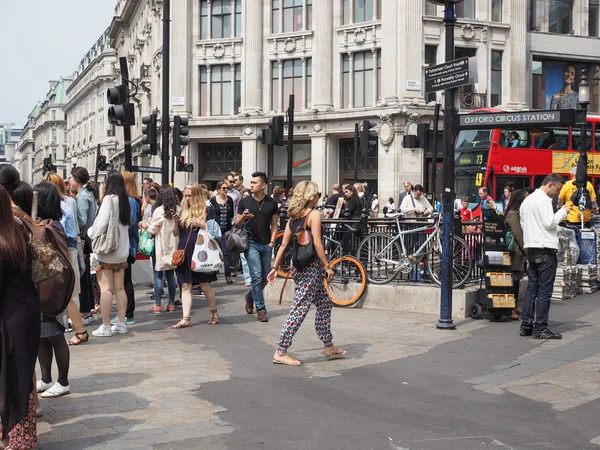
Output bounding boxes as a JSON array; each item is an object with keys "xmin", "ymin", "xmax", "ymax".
[
  {"xmin": 424, "ymin": 57, "xmax": 477, "ymax": 94},
  {"xmin": 132, "ymin": 165, "xmax": 163, "ymax": 174}
]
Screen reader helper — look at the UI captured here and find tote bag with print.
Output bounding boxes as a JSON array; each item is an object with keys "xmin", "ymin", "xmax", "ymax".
[{"xmin": 191, "ymin": 228, "xmax": 223, "ymax": 273}]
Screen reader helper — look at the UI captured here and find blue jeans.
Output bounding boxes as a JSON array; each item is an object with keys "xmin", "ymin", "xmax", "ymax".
[
  {"xmin": 220, "ymin": 234, "xmax": 231, "ymax": 277},
  {"xmin": 154, "ymin": 269, "xmax": 177, "ymax": 306},
  {"xmin": 240, "ymin": 253, "xmax": 251, "ymax": 283},
  {"xmin": 521, "ymin": 249, "xmax": 557, "ymax": 332},
  {"xmin": 245, "ymin": 240, "xmax": 272, "ymax": 312}
]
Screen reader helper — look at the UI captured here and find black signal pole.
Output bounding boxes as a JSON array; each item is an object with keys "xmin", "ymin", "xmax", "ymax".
[
  {"xmin": 161, "ymin": 0, "xmax": 171, "ymax": 185},
  {"xmin": 119, "ymin": 57, "xmax": 133, "ymax": 172},
  {"xmin": 353, "ymin": 122, "xmax": 359, "ymax": 183},
  {"xmin": 286, "ymin": 95, "xmax": 295, "ymax": 190},
  {"xmin": 436, "ymin": 0, "xmax": 460, "ymax": 330},
  {"xmin": 430, "ymin": 102, "xmax": 441, "ymax": 199}
]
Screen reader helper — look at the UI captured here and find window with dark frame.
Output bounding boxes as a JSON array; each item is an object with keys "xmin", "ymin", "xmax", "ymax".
[
  {"xmin": 200, "ymin": 0, "xmax": 241, "ymax": 40},
  {"xmin": 342, "ymin": 50, "xmax": 381, "ymax": 109},
  {"xmin": 549, "ymin": 0, "xmax": 573, "ymax": 34},
  {"xmin": 491, "ymin": 51, "xmax": 503, "ymax": 107},
  {"xmin": 343, "ymin": 0, "xmax": 379, "ymax": 24},
  {"xmin": 425, "ymin": 45, "xmax": 437, "ymax": 103},
  {"xmin": 455, "ymin": 0, "xmax": 475, "ymax": 18},
  {"xmin": 271, "ymin": 58, "xmax": 312, "ymax": 112},
  {"xmin": 199, "ymin": 64, "xmax": 242, "ymax": 116},
  {"xmin": 590, "ymin": 0, "xmax": 599, "ymax": 37},
  {"xmin": 425, "ymin": 1, "xmax": 437, "ymax": 15},
  {"xmin": 491, "ymin": 0, "xmax": 502, "ymax": 22}
]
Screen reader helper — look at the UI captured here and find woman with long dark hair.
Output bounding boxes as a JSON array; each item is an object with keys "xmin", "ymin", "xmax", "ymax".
[
  {"xmin": 342, "ymin": 184, "xmax": 362, "ymax": 219},
  {"xmin": 145, "ymin": 185, "xmax": 180, "ymax": 312},
  {"xmin": 209, "ymin": 181, "xmax": 234, "ymax": 284},
  {"xmin": 505, "ymin": 189, "xmax": 529, "ymax": 320},
  {"xmin": 0, "ymin": 184, "xmax": 40, "ymax": 449},
  {"xmin": 69, "ymin": 167, "xmax": 97, "ymax": 324},
  {"xmin": 32, "ymin": 182, "xmax": 72, "ymax": 399},
  {"xmin": 120, "ymin": 171, "xmax": 142, "ymax": 325},
  {"xmin": 88, "ymin": 171, "xmax": 131, "ymax": 337}
]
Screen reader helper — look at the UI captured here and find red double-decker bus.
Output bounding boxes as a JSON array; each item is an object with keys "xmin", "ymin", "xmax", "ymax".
[{"xmin": 454, "ymin": 108, "xmax": 600, "ymax": 203}]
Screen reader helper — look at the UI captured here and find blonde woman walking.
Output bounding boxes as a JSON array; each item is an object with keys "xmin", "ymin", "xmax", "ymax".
[
  {"xmin": 267, "ymin": 181, "xmax": 346, "ymax": 366},
  {"xmin": 171, "ymin": 183, "xmax": 218, "ymax": 328}
]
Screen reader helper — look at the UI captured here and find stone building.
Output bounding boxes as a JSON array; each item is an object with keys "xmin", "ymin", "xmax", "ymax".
[
  {"xmin": 0, "ymin": 123, "xmax": 22, "ymax": 165},
  {"xmin": 64, "ymin": 30, "xmax": 118, "ymax": 178},
  {"xmin": 13, "ymin": 106, "xmax": 39, "ymax": 184},
  {"xmin": 105, "ymin": 0, "xmax": 527, "ymax": 201}
]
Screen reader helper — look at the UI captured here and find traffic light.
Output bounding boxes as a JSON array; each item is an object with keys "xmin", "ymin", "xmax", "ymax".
[
  {"xmin": 270, "ymin": 116, "xmax": 285, "ymax": 146},
  {"xmin": 141, "ymin": 114, "xmax": 158, "ymax": 155},
  {"xmin": 176, "ymin": 156, "xmax": 194, "ymax": 172},
  {"xmin": 257, "ymin": 128, "xmax": 274, "ymax": 145},
  {"xmin": 97, "ymin": 154, "xmax": 112, "ymax": 172},
  {"xmin": 107, "ymin": 85, "xmax": 135, "ymax": 127},
  {"xmin": 172, "ymin": 116, "xmax": 189, "ymax": 157},
  {"xmin": 360, "ymin": 120, "xmax": 378, "ymax": 158}
]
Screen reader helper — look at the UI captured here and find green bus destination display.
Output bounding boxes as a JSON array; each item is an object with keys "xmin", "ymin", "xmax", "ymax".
[{"xmin": 455, "ymin": 152, "xmax": 486, "ymax": 166}]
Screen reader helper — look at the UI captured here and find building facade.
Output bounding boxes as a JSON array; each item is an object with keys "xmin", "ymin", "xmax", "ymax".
[
  {"xmin": 30, "ymin": 78, "xmax": 73, "ymax": 184},
  {"xmin": 64, "ymin": 30, "xmax": 118, "ymax": 177},
  {"xmin": 13, "ymin": 105, "xmax": 40, "ymax": 184},
  {"xmin": 0, "ymin": 123, "xmax": 22, "ymax": 164},
  {"xmin": 106, "ymin": 0, "xmax": 528, "ymax": 202}
]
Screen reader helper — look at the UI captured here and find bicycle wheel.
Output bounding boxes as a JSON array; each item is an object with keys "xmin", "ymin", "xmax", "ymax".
[
  {"xmin": 325, "ymin": 255, "xmax": 367, "ymax": 307},
  {"xmin": 356, "ymin": 233, "xmax": 402, "ymax": 284},
  {"xmin": 426, "ymin": 236, "xmax": 473, "ymax": 288},
  {"xmin": 272, "ymin": 231, "xmax": 293, "ymax": 277}
]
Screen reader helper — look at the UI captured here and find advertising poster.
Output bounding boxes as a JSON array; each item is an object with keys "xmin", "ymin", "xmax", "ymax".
[{"xmin": 545, "ymin": 61, "xmax": 588, "ymax": 110}]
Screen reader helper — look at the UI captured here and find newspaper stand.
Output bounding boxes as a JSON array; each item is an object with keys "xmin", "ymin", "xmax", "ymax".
[{"xmin": 470, "ymin": 211, "xmax": 516, "ymax": 320}]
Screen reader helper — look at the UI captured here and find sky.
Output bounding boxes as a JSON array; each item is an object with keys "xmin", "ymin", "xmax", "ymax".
[{"xmin": 0, "ymin": 1, "xmax": 115, "ymax": 124}]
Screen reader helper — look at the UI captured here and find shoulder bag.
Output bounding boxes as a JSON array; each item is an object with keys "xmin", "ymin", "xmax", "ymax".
[
  {"xmin": 226, "ymin": 226, "xmax": 248, "ymax": 253},
  {"xmin": 504, "ymin": 216, "xmax": 517, "ymax": 253},
  {"xmin": 172, "ymin": 226, "xmax": 193, "ymax": 267},
  {"xmin": 92, "ymin": 199, "xmax": 120, "ymax": 256}
]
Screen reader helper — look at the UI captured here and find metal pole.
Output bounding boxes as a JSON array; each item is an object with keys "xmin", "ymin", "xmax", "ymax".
[
  {"xmin": 431, "ymin": 102, "xmax": 441, "ymax": 202},
  {"xmin": 287, "ymin": 94, "xmax": 295, "ymax": 190},
  {"xmin": 119, "ymin": 57, "xmax": 133, "ymax": 172},
  {"xmin": 161, "ymin": 0, "xmax": 171, "ymax": 185},
  {"xmin": 353, "ymin": 122, "xmax": 359, "ymax": 183},
  {"xmin": 437, "ymin": 1, "xmax": 457, "ymax": 330},
  {"xmin": 94, "ymin": 143, "xmax": 101, "ymax": 183}
]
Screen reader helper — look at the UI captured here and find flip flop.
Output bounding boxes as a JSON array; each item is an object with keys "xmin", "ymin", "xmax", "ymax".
[
  {"xmin": 323, "ymin": 347, "xmax": 347, "ymax": 360},
  {"xmin": 273, "ymin": 354, "xmax": 302, "ymax": 366}
]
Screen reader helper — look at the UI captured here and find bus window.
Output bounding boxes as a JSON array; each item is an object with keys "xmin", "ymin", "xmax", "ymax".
[
  {"xmin": 455, "ymin": 130, "xmax": 492, "ymax": 150},
  {"xmin": 572, "ymin": 125, "xmax": 593, "ymax": 151},
  {"xmin": 500, "ymin": 130, "xmax": 530, "ymax": 148},
  {"xmin": 533, "ymin": 127, "xmax": 570, "ymax": 150},
  {"xmin": 495, "ymin": 176, "xmax": 531, "ymax": 200},
  {"xmin": 455, "ymin": 172, "xmax": 481, "ymax": 203},
  {"xmin": 595, "ymin": 125, "xmax": 600, "ymax": 151}
]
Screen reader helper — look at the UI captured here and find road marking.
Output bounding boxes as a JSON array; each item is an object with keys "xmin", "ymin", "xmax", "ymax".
[{"xmin": 591, "ymin": 436, "xmax": 600, "ymax": 446}]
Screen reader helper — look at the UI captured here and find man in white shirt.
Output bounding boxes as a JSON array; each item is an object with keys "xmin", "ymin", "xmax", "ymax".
[
  {"xmin": 400, "ymin": 184, "xmax": 433, "ymax": 217},
  {"xmin": 519, "ymin": 173, "xmax": 572, "ymax": 340}
]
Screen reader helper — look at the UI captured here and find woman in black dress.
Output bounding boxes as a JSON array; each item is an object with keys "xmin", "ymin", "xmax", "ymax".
[
  {"xmin": 209, "ymin": 181, "xmax": 234, "ymax": 284},
  {"xmin": 342, "ymin": 184, "xmax": 363, "ymax": 219},
  {"xmin": 171, "ymin": 183, "xmax": 218, "ymax": 328},
  {"xmin": 0, "ymin": 183, "xmax": 40, "ymax": 448}
]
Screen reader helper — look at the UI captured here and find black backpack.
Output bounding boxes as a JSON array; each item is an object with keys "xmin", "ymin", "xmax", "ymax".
[{"xmin": 291, "ymin": 213, "xmax": 316, "ymax": 272}]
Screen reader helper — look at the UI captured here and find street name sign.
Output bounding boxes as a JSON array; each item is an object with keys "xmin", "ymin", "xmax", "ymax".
[
  {"xmin": 424, "ymin": 57, "xmax": 477, "ymax": 94},
  {"xmin": 456, "ymin": 109, "xmax": 577, "ymax": 130},
  {"xmin": 132, "ymin": 165, "xmax": 163, "ymax": 174}
]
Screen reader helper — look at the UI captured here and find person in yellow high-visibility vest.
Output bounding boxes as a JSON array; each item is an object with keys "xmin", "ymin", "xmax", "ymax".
[{"xmin": 558, "ymin": 166, "xmax": 597, "ymax": 227}]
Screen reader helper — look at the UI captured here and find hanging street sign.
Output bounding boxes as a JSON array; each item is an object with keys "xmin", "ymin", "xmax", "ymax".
[
  {"xmin": 424, "ymin": 57, "xmax": 477, "ymax": 94},
  {"xmin": 132, "ymin": 165, "xmax": 163, "ymax": 174}
]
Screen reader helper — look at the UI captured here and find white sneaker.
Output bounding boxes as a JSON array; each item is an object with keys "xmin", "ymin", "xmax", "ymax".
[
  {"xmin": 36, "ymin": 380, "xmax": 53, "ymax": 393},
  {"xmin": 40, "ymin": 382, "xmax": 70, "ymax": 398},
  {"xmin": 92, "ymin": 324, "xmax": 113, "ymax": 337},
  {"xmin": 110, "ymin": 316, "xmax": 118, "ymax": 325},
  {"xmin": 111, "ymin": 322, "xmax": 128, "ymax": 334},
  {"xmin": 82, "ymin": 315, "xmax": 96, "ymax": 325}
]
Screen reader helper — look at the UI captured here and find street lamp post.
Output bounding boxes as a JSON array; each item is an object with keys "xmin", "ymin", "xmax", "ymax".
[
  {"xmin": 579, "ymin": 69, "xmax": 590, "ymax": 153},
  {"xmin": 429, "ymin": 0, "xmax": 463, "ymax": 330}
]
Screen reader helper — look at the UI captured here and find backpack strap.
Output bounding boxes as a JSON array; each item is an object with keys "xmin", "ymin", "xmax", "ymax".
[{"xmin": 12, "ymin": 207, "xmax": 36, "ymax": 235}]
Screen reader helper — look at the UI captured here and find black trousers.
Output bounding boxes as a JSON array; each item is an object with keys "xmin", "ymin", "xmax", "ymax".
[
  {"xmin": 79, "ymin": 237, "xmax": 93, "ymax": 315},
  {"xmin": 125, "ymin": 262, "xmax": 135, "ymax": 319}
]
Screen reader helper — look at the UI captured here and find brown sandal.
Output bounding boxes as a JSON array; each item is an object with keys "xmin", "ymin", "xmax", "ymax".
[
  {"xmin": 273, "ymin": 353, "xmax": 302, "ymax": 366},
  {"xmin": 171, "ymin": 317, "xmax": 192, "ymax": 329},
  {"xmin": 208, "ymin": 309, "xmax": 219, "ymax": 325},
  {"xmin": 323, "ymin": 346, "xmax": 347, "ymax": 360},
  {"xmin": 68, "ymin": 330, "xmax": 89, "ymax": 346}
]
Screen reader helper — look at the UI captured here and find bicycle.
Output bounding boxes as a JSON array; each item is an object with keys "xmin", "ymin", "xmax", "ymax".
[
  {"xmin": 356, "ymin": 212, "xmax": 473, "ymax": 288},
  {"xmin": 274, "ymin": 222, "xmax": 367, "ymax": 307}
]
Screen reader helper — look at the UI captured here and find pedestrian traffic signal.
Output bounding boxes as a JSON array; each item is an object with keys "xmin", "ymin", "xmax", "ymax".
[
  {"xmin": 141, "ymin": 114, "xmax": 158, "ymax": 155},
  {"xmin": 270, "ymin": 115, "xmax": 285, "ymax": 146},
  {"xmin": 107, "ymin": 85, "xmax": 135, "ymax": 127},
  {"xmin": 257, "ymin": 128, "xmax": 274, "ymax": 145},
  {"xmin": 172, "ymin": 116, "xmax": 189, "ymax": 157},
  {"xmin": 97, "ymin": 154, "xmax": 112, "ymax": 172},
  {"xmin": 360, "ymin": 120, "xmax": 378, "ymax": 158},
  {"xmin": 176, "ymin": 156, "xmax": 194, "ymax": 172}
]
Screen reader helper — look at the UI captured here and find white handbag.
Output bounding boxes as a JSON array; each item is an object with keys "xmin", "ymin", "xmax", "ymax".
[{"xmin": 191, "ymin": 228, "xmax": 223, "ymax": 273}]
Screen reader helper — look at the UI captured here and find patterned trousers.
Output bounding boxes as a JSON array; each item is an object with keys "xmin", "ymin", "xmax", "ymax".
[
  {"xmin": 0, "ymin": 392, "xmax": 37, "ymax": 450},
  {"xmin": 277, "ymin": 259, "xmax": 333, "ymax": 354}
]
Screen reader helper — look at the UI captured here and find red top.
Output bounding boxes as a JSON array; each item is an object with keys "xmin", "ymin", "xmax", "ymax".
[{"xmin": 460, "ymin": 207, "xmax": 473, "ymax": 223}]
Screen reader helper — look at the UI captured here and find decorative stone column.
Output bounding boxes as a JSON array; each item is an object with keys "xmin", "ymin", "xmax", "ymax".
[
  {"xmin": 506, "ymin": 0, "xmax": 528, "ymax": 108},
  {"xmin": 243, "ymin": 0, "xmax": 264, "ymax": 114},
  {"xmin": 312, "ymin": 0, "xmax": 334, "ymax": 111},
  {"xmin": 241, "ymin": 132, "xmax": 267, "ymax": 181},
  {"xmin": 398, "ymin": 0, "xmax": 425, "ymax": 104},
  {"xmin": 379, "ymin": 0, "xmax": 398, "ymax": 105},
  {"xmin": 171, "ymin": 0, "xmax": 192, "ymax": 114}
]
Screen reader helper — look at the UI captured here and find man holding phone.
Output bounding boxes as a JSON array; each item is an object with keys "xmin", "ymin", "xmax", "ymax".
[{"xmin": 235, "ymin": 172, "xmax": 279, "ymax": 322}]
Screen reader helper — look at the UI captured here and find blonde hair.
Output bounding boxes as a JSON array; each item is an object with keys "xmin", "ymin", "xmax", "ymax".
[
  {"xmin": 354, "ymin": 182, "xmax": 367, "ymax": 193},
  {"xmin": 122, "ymin": 171, "xmax": 141, "ymax": 201},
  {"xmin": 43, "ymin": 172, "xmax": 67, "ymax": 198},
  {"xmin": 180, "ymin": 183, "xmax": 207, "ymax": 228},
  {"xmin": 287, "ymin": 180, "xmax": 319, "ymax": 219}
]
